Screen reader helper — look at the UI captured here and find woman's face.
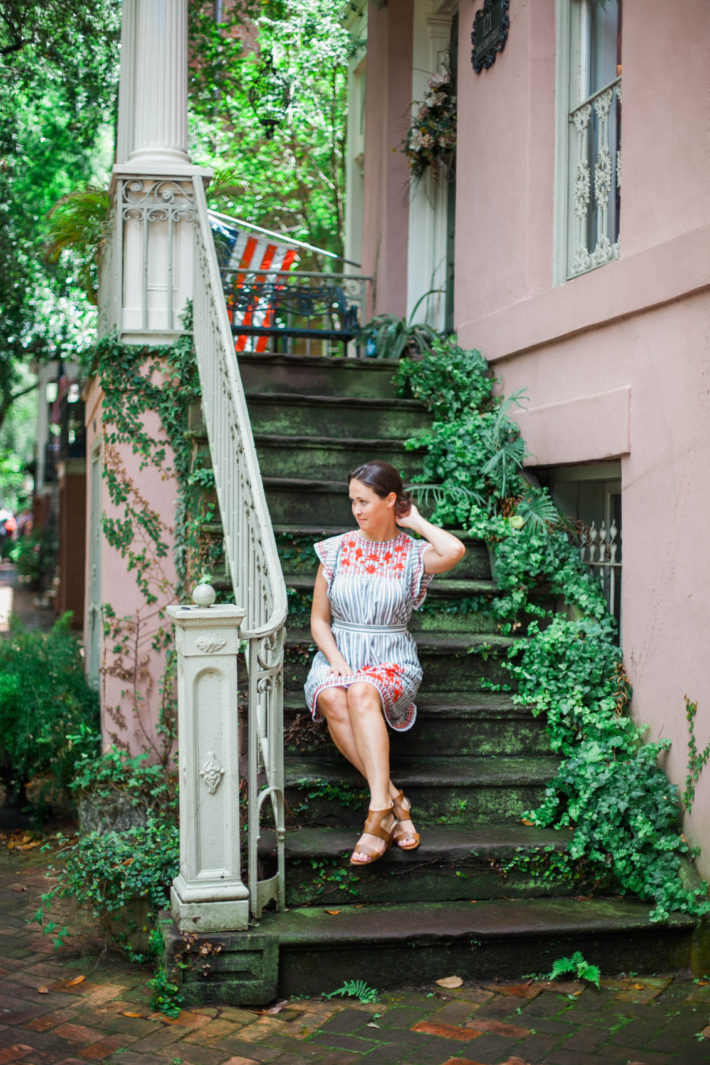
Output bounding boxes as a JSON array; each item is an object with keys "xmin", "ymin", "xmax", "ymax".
[{"xmin": 349, "ymin": 478, "xmax": 396, "ymax": 537}]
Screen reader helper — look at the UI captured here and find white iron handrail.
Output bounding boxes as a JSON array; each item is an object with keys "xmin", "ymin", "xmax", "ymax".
[{"xmin": 192, "ymin": 176, "xmax": 287, "ymax": 916}]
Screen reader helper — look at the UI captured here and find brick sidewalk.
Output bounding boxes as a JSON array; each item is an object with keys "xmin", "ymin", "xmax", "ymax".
[
  {"xmin": 0, "ymin": 561, "xmax": 56, "ymax": 634},
  {"xmin": 2, "ymin": 835, "xmax": 709, "ymax": 1065}
]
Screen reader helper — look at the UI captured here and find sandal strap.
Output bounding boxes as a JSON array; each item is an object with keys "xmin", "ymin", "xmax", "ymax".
[
  {"xmin": 363, "ymin": 806, "xmax": 395, "ymax": 843},
  {"xmin": 392, "ymin": 789, "xmax": 411, "ymax": 821}
]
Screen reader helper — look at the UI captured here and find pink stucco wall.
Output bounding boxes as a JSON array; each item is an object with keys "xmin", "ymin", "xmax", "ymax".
[
  {"xmin": 84, "ymin": 377, "xmax": 179, "ymax": 759},
  {"xmin": 451, "ymin": 0, "xmax": 710, "ymax": 874},
  {"xmin": 361, "ymin": 0, "xmax": 413, "ymax": 317}
]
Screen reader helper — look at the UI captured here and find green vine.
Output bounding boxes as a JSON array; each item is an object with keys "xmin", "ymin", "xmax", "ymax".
[
  {"xmin": 81, "ymin": 308, "xmax": 219, "ymax": 766},
  {"xmin": 397, "ymin": 339, "xmax": 710, "ymax": 922},
  {"xmin": 684, "ymin": 698, "xmax": 710, "ymax": 812}
]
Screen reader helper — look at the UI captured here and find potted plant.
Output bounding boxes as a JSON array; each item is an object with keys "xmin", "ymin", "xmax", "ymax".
[{"xmin": 360, "ymin": 290, "xmax": 444, "ymax": 359}]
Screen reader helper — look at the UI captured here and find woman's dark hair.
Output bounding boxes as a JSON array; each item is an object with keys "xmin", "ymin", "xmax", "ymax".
[{"xmin": 348, "ymin": 460, "xmax": 412, "ymax": 517}]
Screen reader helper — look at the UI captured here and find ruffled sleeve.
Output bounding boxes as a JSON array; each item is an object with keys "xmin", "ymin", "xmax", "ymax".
[
  {"xmin": 314, "ymin": 535, "xmax": 341, "ymax": 589},
  {"xmin": 410, "ymin": 539, "xmax": 434, "ymax": 610}
]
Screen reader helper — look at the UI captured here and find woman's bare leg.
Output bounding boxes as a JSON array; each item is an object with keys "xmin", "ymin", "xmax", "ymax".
[
  {"xmin": 317, "ymin": 687, "xmax": 366, "ymax": 773},
  {"xmin": 316, "ymin": 685, "xmax": 418, "ymax": 849},
  {"xmin": 344, "ymin": 682, "xmax": 396, "ymax": 862}
]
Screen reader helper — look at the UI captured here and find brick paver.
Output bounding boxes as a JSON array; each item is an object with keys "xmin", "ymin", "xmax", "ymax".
[{"xmin": 2, "ymin": 833, "xmax": 710, "ymax": 1065}]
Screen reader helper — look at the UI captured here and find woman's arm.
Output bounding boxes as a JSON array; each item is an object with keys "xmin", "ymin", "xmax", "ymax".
[
  {"xmin": 396, "ymin": 504, "xmax": 466, "ymax": 574},
  {"xmin": 310, "ymin": 564, "xmax": 352, "ymax": 675}
]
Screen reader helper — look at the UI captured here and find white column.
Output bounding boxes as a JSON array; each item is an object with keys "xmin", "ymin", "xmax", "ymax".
[
  {"xmin": 116, "ymin": 0, "xmax": 190, "ymax": 169},
  {"xmin": 115, "ymin": 0, "xmax": 137, "ymax": 165},
  {"xmin": 167, "ymin": 600, "xmax": 250, "ymax": 933},
  {"xmin": 111, "ymin": 0, "xmax": 208, "ymax": 339}
]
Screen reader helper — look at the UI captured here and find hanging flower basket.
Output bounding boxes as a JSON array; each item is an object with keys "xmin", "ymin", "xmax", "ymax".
[{"xmin": 403, "ymin": 71, "xmax": 457, "ymax": 181}]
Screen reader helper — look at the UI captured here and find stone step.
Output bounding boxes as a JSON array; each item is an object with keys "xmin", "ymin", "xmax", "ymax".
[
  {"xmin": 283, "ymin": 572, "xmax": 532, "ymax": 636},
  {"xmin": 283, "ymin": 755, "xmax": 558, "ymax": 827},
  {"xmin": 238, "ymin": 351, "xmax": 403, "ymax": 399},
  {"xmin": 253, "ymin": 433, "xmax": 425, "ymax": 481},
  {"xmin": 263, "ymin": 477, "xmax": 355, "ymax": 525},
  {"xmin": 283, "ymin": 629, "xmax": 514, "ymax": 693},
  {"xmin": 259, "ymin": 823, "xmax": 575, "ymax": 907},
  {"xmin": 246, "ymin": 392, "xmax": 430, "ymax": 439},
  {"xmin": 274, "ymin": 525, "xmax": 493, "ymax": 580},
  {"xmin": 202, "ymin": 524, "xmax": 493, "ymax": 582},
  {"xmin": 284, "ymin": 692, "xmax": 552, "ymax": 759},
  {"xmin": 167, "ymin": 897, "xmax": 697, "ymax": 1004}
]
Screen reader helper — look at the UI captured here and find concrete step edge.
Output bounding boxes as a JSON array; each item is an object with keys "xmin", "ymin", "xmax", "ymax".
[{"xmin": 257, "ymin": 897, "xmax": 696, "ymax": 947}]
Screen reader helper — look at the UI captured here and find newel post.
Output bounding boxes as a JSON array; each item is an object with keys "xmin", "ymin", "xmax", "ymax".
[{"xmin": 167, "ymin": 592, "xmax": 249, "ymax": 932}]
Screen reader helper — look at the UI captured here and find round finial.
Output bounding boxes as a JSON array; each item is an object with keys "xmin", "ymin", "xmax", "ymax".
[{"xmin": 192, "ymin": 581, "xmax": 216, "ymax": 608}]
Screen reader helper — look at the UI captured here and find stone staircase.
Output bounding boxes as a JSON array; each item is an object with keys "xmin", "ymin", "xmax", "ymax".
[{"xmin": 183, "ymin": 352, "xmax": 699, "ymax": 1004}]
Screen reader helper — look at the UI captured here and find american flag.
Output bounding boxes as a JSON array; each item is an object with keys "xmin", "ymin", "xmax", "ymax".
[{"xmin": 210, "ymin": 214, "xmax": 300, "ymax": 353}]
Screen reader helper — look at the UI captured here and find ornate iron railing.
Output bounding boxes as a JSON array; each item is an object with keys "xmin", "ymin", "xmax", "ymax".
[
  {"xmin": 192, "ymin": 176, "xmax": 287, "ymax": 917},
  {"xmin": 569, "ymin": 76, "xmax": 621, "ymax": 277},
  {"xmin": 580, "ymin": 519, "xmax": 622, "ymax": 625},
  {"xmin": 223, "ymin": 267, "xmax": 371, "ymax": 357}
]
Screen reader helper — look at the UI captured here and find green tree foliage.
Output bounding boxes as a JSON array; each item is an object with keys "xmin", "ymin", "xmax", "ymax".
[
  {"xmin": 189, "ymin": 0, "xmax": 358, "ymax": 259},
  {"xmin": 0, "ymin": 0, "xmax": 120, "ymax": 431}
]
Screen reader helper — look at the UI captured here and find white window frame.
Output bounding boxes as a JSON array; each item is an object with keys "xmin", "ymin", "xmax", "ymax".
[
  {"xmin": 554, "ymin": 0, "xmax": 622, "ymax": 285},
  {"xmin": 406, "ymin": 0, "xmax": 458, "ymax": 331}
]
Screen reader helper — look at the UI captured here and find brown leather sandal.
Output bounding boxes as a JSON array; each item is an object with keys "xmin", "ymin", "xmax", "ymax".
[
  {"xmin": 349, "ymin": 806, "xmax": 396, "ymax": 866},
  {"xmin": 392, "ymin": 789, "xmax": 421, "ymax": 851}
]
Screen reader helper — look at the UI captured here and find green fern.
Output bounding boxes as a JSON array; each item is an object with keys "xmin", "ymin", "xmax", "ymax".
[
  {"xmin": 326, "ymin": 979, "xmax": 378, "ymax": 1004},
  {"xmin": 549, "ymin": 951, "xmax": 601, "ymax": 988}
]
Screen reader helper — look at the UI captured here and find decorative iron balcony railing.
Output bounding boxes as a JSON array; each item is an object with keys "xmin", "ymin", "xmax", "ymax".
[{"xmin": 224, "ymin": 268, "xmax": 369, "ymax": 357}]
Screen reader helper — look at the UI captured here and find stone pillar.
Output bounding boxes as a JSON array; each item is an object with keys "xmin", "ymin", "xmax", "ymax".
[
  {"xmin": 116, "ymin": 0, "xmax": 190, "ymax": 169},
  {"xmin": 111, "ymin": 0, "xmax": 207, "ymax": 340},
  {"xmin": 167, "ymin": 598, "xmax": 249, "ymax": 932}
]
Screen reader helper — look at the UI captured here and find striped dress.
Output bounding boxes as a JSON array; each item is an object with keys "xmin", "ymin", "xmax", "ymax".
[{"xmin": 304, "ymin": 531, "xmax": 432, "ymax": 732}]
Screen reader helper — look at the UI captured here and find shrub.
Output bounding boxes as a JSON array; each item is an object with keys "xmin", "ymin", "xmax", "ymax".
[
  {"xmin": 70, "ymin": 746, "xmax": 177, "ymax": 831},
  {"xmin": 10, "ymin": 526, "xmax": 58, "ymax": 590},
  {"xmin": 397, "ymin": 341, "xmax": 710, "ymax": 922},
  {"xmin": 0, "ymin": 614, "xmax": 100, "ymax": 807},
  {"xmin": 38, "ymin": 815, "xmax": 179, "ymax": 961}
]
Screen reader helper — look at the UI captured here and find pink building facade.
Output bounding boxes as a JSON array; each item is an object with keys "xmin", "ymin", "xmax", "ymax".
[{"xmin": 353, "ymin": 0, "xmax": 710, "ymax": 876}]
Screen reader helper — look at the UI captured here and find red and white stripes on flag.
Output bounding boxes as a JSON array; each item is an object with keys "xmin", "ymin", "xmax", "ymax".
[{"xmin": 223, "ymin": 229, "xmax": 299, "ymax": 353}]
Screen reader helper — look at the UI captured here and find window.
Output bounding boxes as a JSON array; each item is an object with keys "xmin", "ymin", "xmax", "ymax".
[
  {"xmin": 539, "ymin": 462, "xmax": 623, "ymax": 636},
  {"xmin": 556, "ymin": 0, "xmax": 622, "ymax": 281}
]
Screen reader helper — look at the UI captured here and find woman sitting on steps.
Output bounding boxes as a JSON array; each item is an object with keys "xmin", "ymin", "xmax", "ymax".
[{"xmin": 304, "ymin": 460, "xmax": 466, "ymax": 866}]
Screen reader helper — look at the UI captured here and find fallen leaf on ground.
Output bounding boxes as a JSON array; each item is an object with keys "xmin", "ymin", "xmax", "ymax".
[
  {"xmin": 260, "ymin": 999, "xmax": 289, "ymax": 1015},
  {"xmin": 11, "ymin": 884, "xmax": 27, "ymax": 892},
  {"xmin": 325, "ymin": 910, "xmax": 340, "ymax": 915},
  {"xmin": 367, "ymin": 1022, "xmax": 381, "ymax": 1028},
  {"xmin": 36, "ymin": 986, "xmax": 49, "ymax": 994},
  {"xmin": 436, "ymin": 976, "xmax": 463, "ymax": 988},
  {"xmin": 122, "ymin": 1011, "xmax": 143, "ymax": 1017},
  {"xmin": 64, "ymin": 975, "xmax": 86, "ymax": 986}
]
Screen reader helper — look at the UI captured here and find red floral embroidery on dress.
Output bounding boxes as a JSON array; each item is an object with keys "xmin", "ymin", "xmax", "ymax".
[{"xmin": 338, "ymin": 533, "xmax": 410, "ymax": 579}]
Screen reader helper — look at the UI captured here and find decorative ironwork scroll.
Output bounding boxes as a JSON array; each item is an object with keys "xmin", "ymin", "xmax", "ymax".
[
  {"xmin": 569, "ymin": 78, "xmax": 621, "ymax": 277},
  {"xmin": 580, "ymin": 520, "xmax": 622, "ymax": 620},
  {"xmin": 471, "ymin": 0, "xmax": 510, "ymax": 73}
]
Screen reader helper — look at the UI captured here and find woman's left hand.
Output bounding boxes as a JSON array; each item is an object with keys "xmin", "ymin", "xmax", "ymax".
[{"xmin": 396, "ymin": 503, "xmax": 423, "ymax": 532}]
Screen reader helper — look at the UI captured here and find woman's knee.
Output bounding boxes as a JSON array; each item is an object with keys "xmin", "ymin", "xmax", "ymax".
[
  {"xmin": 317, "ymin": 686, "xmax": 349, "ymax": 722},
  {"xmin": 347, "ymin": 682, "xmax": 382, "ymax": 715}
]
